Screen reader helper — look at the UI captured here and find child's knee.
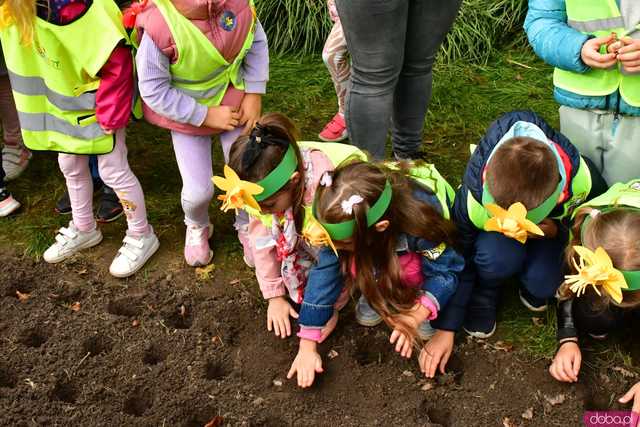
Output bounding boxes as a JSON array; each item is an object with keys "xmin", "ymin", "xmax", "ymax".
[
  {"xmin": 182, "ymin": 184, "xmax": 214, "ymax": 209},
  {"xmin": 474, "ymin": 233, "xmax": 525, "ymax": 280},
  {"xmin": 58, "ymin": 155, "xmax": 88, "ymax": 179}
]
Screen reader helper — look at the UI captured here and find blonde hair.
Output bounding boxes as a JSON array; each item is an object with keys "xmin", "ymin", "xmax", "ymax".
[{"xmin": 0, "ymin": 0, "xmax": 38, "ymax": 45}]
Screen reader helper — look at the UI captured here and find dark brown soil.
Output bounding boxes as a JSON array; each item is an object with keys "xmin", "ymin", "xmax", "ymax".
[{"xmin": 0, "ymin": 242, "xmax": 637, "ymax": 427}]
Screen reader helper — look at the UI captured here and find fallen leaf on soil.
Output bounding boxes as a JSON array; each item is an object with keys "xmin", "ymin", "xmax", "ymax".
[
  {"xmin": 531, "ymin": 317, "xmax": 544, "ymax": 326},
  {"xmin": 132, "ymin": 320, "xmax": 140, "ymax": 327},
  {"xmin": 16, "ymin": 290, "xmax": 30, "ymax": 303},
  {"xmin": 229, "ymin": 279, "xmax": 241, "ymax": 285},
  {"xmin": 77, "ymin": 268, "xmax": 87, "ymax": 275},
  {"xmin": 502, "ymin": 417, "xmax": 516, "ymax": 427},
  {"xmin": 204, "ymin": 416, "xmax": 223, "ymax": 427},
  {"xmin": 195, "ymin": 264, "xmax": 215, "ymax": 280},
  {"xmin": 492, "ymin": 341, "xmax": 514, "ymax": 352},
  {"xmin": 272, "ymin": 379, "xmax": 283, "ymax": 387},
  {"xmin": 328, "ymin": 349, "xmax": 339, "ymax": 359},
  {"xmin": 521, "ymin": 407, "xmax": 533, "ymax": 420},
  {"xmin": 544, "ymin": 393, "xmax": 566, "ymax": 406},
  {"xmin": 421, "ymin": 382, "xmax": 434, "ymax": 391},
  {"xmin": 24, "ymin": 379, "xmax": 36, "ymax": 389},
  {"xmin": 179, "ymin": 304, "xmax": 187, "ymax": 318},
  {"xmin": 70, "ymin": 302, "xmax": 81, "ymax": 312},
  {"xmin": 402, "ymin": 370, "xmax": 415, "ymax": 377},
  {"xmin": 613, "ymin": 366, "xmax": 636, "ymax": 378}
]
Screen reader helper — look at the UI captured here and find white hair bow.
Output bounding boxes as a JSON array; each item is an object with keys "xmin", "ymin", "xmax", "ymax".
[
  {"xmin": 320, "ymin": 172, "xmax": 333, "ymax": 187},
  {"xmin": 341, "ymin": 195, "xmax": 364, "ymax": 215}
]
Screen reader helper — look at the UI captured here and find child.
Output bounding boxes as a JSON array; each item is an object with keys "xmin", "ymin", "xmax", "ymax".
[
  {"xmin": 0, "ymin": 45, "xmax": 30, "ymax": 182},
  {"xmin": 288, "ymin": 160, "xmax": 464, "ymax": 388},
  {"xmin": 550, "ymin": 180, "xmax": 640, "ymax": 384},
  {"xmin": 214, "ymin": 112, "xmax": 366, "ymax": 340},
  {"xmin": 419, "ymin": 111, "xmax": 608, "ymax": 379},
  {"xmin": 318, "ymin": 0, "xmax": 349, "ymax": 142},
  {"xmin": 0, "ymin": 0, "xmax": 159, "ymax": 277},
  {"xmin": 131, "ymin": 0, "xmax": 268, "ymax": 267},
  {"xmin": 0, "ymin": 44, "xmax": 20, "ymax": 216},
  {"xmin": 525, "ymin": 0, "xmax": 640, "ymax": 185}
]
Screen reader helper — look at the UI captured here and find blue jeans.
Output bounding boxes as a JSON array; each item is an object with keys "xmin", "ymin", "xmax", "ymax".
[
  {"xmin": 465, "ymin": 229, "xmax": 568, "ymax": 327},
  {"xmin": 336, "ymin": 0, "xmax": 461, "ymax": 159}
]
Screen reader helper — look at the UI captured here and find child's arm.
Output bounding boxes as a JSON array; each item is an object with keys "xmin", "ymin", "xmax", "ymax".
[
  {"xmin": 524, "ymin": 0, "xmax": 592, "ymax": 72},
  {"xmin": 95, "ymin": 46, "xmax": 134, "ymax": 132},
  {"xmin": 238, "ymin": 22, "xmax": 269, "ymax": 133},
  {"xmin": 549, "ymin": 298, "xmax": 581, "ymax": 382}
]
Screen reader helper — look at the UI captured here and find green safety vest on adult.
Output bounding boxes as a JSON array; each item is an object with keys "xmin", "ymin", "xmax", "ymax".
[
  {"xmin": 554, "ymin": 0, "xmax": 640, "ymax": 107},
  {"xmin": 148, "ymin": 0, "xmax": 256, "ymax": 107},
  {"xmin": 466, "ymin": 157, "xmax": 593, "ymax": 230},
  {"xmin": 573, "ymin": 179, "xmax": 640, "ymax": 217},
  {"xmin": 0, "ymin": 0, "xmax": 127, "ymax": 154}
]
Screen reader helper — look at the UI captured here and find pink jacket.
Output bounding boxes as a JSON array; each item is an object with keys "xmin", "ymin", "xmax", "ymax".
[
  {"xmin": 134, "ymin": 0, "xmax": 253, "ymax": 135},
  {"xmin": 249, "ymin": 148, "xmax": 334, "ymax": 300}
]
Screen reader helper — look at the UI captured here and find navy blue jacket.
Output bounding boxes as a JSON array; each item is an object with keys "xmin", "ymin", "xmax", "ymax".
[{"xmin": 433, "ymin": 110, "xmax": 607, "ymax": 332}]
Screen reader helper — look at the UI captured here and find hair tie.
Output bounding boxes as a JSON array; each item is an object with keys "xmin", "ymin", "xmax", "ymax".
[{"xmin": 341, "ymin": 195, "xmax": 364, "ymax": 215}]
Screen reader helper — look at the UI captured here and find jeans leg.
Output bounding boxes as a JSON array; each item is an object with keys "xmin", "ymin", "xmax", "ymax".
[
  {"xmin": 391, "ymin": 0, "xmax": 461, "ymax": 159},
  {"xmin": 336, "ymin": 0, "xmax": 408, "ymax": 159},
  {"xmin": 519, "ymin": 230, "xmax": 568, "ymax": 300}
]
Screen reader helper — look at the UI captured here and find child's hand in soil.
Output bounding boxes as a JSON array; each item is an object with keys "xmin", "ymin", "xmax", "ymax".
[
  {"xmin": 238, "ymin": 93, "xmax": 262, "ymax": 135},
  {"xmin": 267, "ymin": 296, "xmax": 299, "ymax": 338},
  {"xmin": 619, "ymin": 381, "xmax": 640, "ymax": 425},
  {"xmin": 319, "ymin": 310, "xmax": 339, "ymax": 343},
  {"xmin": 616, "ymin": 37, "xmax": 640, "ymax": 74},
  {"xmin": 389, "ymin": 304, "xmax": 430, "ymax": 359},
  {"xmin": 581, "ymin": 35, "xmax": 618, "ymax": 69},
  {"xmin": 420, "ymin": 329, "xmax": 454, "ymax": 378},
  {"xmin": 203, "ymin": 105, "xmax": 241, "ymax": 131},
  {"xmin": 287, "ymin": 339, "xmax": 323, "ymax": 388},
  {"xmin": 549, "ymin": 340, "xmax": 581, "ymax": 383}
]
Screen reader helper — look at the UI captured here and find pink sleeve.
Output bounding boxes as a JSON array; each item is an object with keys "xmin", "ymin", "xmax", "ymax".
[
  {"xmin": 95, "ymin": 46, "xmax": 134, "ymax": 130},
  {"xmin": 297, "ymin": 327, "xmax": 322, "ymax": 342},
  {"xmin": 249, "ymin": 217, "xmax": 287, "ymax": 299},
  {"xmin": 303, "ymin": 150, "xmax": 334, "ymax": 205}
]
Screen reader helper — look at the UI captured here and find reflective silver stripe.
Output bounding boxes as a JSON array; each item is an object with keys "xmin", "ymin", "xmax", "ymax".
[
  {"xmin": 177, "ymin": 83, "xmax": 226, "ymax": 100},
  {"xmin": 18, "ymin": 112, "xmax": 105, "ymax": 140},
  {"xmin": 568, "ymin": 17, "xmax": 626, "ymax": 32},
  {"xmin": 171, "ymin": 66, "xmax": 226, "ymax": 85},
  {"xmin": 8, "ymin": 71, "xmax": 96, "ymax": 112}
]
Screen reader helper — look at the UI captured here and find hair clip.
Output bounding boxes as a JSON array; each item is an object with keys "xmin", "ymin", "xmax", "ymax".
[
  {"xmin": 320, "ymin": 172, "xmax": 333, "ymax": 188},
  {"xmin": 341, "ymin": 195, "xmax": 364, "ymax": 215},
  {"xmin": 589, "ymin": 209, "xmax": 601, "ymax": 218}
]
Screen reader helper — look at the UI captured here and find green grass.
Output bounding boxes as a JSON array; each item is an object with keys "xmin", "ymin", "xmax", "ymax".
[{"xmin": 1, "ymin": 46, "xmax": 564, "ymax": 358}]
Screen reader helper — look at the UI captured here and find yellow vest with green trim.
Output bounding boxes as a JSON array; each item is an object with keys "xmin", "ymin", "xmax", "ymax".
[
  {"xmin": 149, "ymin": 0, "xmax": 256, "ymax": 107},
  {"xmin": 467, "ymin": 157, "xmax": 593, "ymax": 229},
  {"xmin": 554, "ymin": 0, "xmax": 640, "ymax": 107},
  {"xmin": 0, "ymin": 0, "xmax": 126, "ymax": 154},
  {"xmin": 572, "ymin": 179, "xmax": 640, "ymax": 218}
]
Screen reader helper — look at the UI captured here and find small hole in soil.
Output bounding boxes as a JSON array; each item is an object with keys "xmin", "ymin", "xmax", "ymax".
[
  {"xmin": 50, "ymin": 379, "xmax": 78, "ymax": 404},
  {"xmin": 251, "ymin": 415, "xmax": 287, "ymax": 427},
  {"xmin": 19, "ymin": 327, "xmax": 49, "ymax": 348},
  {"xmin": 123, "ymin": 390, "xmax": 153, "ymax": 417},
  {"xmin": 142, "ymin": 343, "xmax": 167, "ymax": 366},
  {"xmin": 0, "ymin": 366, "xmax": 17, "ymax": 388},
  {"xmin": 164, "ymin": 304, "xmax": 193, "ymax": 330},
  {"xmin": 6, "ymin": 281, "xmax": 34, "ymax": 298},
  {"xmin": 418, "ymin": 400, "xmax": 451, "ymax": 426},
  {"xmin": 107, "ymin": 298, "xmax": 142, "ymax": 317},
  {"xmin": 181, "ymin": 405, "xmax": 218, "ymax": 427},
  {"xmin": 49, "ymin": 283, "xmax": 83, "ymax": 303},
  {"xmin": 204, "ymin": 360, "xmax": 228, "ymax": 381},
  {"xmin": 583, "ymin": 385, "xmax": 611, "ymax": 411},
  {"xmin": 82, "ymin": 334, "xmax": 113, "ymax": 357},
  {"xmin": 354, "ymin": 339, "xmax": 383, "ymax": 366}
]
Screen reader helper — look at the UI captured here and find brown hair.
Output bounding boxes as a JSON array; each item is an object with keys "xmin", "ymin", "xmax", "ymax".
[
  {"xmin": 485, "ymin": 137, "xmax": 560, "ymax": 209},
  {"xmin": 228, "ymin": 113, "xmax": 306, "ymax": 230},
  {"xmin": 558, "ymin": 207, "xmax": 640, "ymax": 310},
  {"xmin": 314, "ymin": 161, "xmax": 458, "ymax": 341}
]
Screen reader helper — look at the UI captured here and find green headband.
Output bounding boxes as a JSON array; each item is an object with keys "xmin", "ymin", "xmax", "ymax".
[
  {"xmin": 580, "ymin": 207, "xmax": 640, "ymax": 292},
  {"xmin": 254, "ymin": 145, "xmax": 298, "ymax": 202},
  {"xmin": 482, "ymin": 180, "xmax": 562, "ymax": 225},
  {"xmin": 316, "ymin": 180, "xmax": 393, "ymax": 241}
]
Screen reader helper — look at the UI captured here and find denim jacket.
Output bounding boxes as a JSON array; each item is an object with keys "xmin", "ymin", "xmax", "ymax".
[{"xmin": 297, "ymin": 186, "xmax": 465, "ymax": 331}]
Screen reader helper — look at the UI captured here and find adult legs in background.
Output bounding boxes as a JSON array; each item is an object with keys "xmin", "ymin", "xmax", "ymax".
[
  {"xmin": 336, "ymin": 0, "xmax": 408, "ymax": 159},
  {"xmin": 0, "ymin": 75, "xmax": 31, "ymax": 181},
  {"xmin": 391, "ymin": 0, "xmax": 461, "ymax": 159}
]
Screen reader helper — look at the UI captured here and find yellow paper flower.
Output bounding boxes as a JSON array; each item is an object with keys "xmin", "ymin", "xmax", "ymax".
[
  {"xmin": 302, "ymin": 217, "xmax": 338, "ymax": 255},
  {"xmin": 564, "ymin": 246, "xmax": 628, "ymax": 304},
  {"xmin": 484, "ymin": 202, "xmax": 544, "ymax": 243},
  {"xmin": 212, "ymin": 165, "xmax": 264, "ymax": 213}
]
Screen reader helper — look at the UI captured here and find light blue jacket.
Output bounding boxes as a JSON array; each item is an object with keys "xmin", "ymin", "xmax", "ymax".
[{"xmin": 524, "ymin": 0, "xmax": 640, "ymax": 116}]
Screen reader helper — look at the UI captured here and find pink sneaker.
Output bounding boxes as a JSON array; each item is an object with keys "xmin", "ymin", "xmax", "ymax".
[
  {"xmin": 184, "ymin": 223, "xmax": 213, "ymax": 267},
  {"xmin": 319, "ymin": 113, "xmax": 348, "ymax": 142}
]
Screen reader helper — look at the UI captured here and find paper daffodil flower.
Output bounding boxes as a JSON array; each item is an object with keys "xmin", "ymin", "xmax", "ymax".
[
  {"xmin": 564, "ymin": 246, "xmax": 628, "ymax": 304},
  {"xmin": 302, "ymin": 217, "xmax": 338, "ymax": 255},
  {"xmin": 484, "ymin": 202, "xmax": 544, "ymax": 244},
  {"xmin": 212, "ymin": 165, "xmax": 264, "ymax": 213}
]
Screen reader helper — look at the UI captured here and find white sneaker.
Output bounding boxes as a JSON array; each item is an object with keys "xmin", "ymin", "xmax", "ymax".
[
  {"xmin": 3, "ymin": 145, "xmax": 32, "ymax": 181},
  {"xmin": 109, "ymin": 229, "xmax": 160, "ymax": 278},
  {"xmin": 0, "ymin": 191, "xmax": 20, "ymax": 217},
  {"xmin": 43, "ymin": 222, "xmax": 103, "ymax": 263}
]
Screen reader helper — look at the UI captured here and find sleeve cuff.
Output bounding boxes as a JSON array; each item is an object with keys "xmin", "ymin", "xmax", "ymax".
[
  {"xmin": 262, "ymin": 288, "xmax": 287, "ymax": 300},
  {"xmin": 418, "ymin": 295, "xmax": 438, "ymax": 321},
  {"xmin": 244, "ymin": 81, "xmax": 267, "ymax": 94},
  {"xmin": 189, "ymin": 104, "xmax": 208, "ymax": 127},
  {"xmin": 297, "ymin": 327, "xmax": 322, "ymax": 342}
]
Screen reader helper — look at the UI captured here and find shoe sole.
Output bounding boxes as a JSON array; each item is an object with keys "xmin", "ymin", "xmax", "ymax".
[
  {"xmin": 463, "ymin": 324, "xmax": 497, "ymax": 339},
  {"xmin": 44, "ymin": 232, "xmax": 104, "ymax": 264},
  {"xmin": 318, "ymin": 132, "xmax": 349, "ymax": 143},
  {"xmin": 0, "ymin": 200, "xmax": 21, "ymax": 217},
  {"xmin": 519, "ymin": 293, "xmax": 548, "ymax": 312},
  {"xmin": 110, "ymin": 236, "xmax": 160, "ymax": 278},
  {"xmin": 96, "ymin": 210, "xmax": 125, "ymax": 224}
]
